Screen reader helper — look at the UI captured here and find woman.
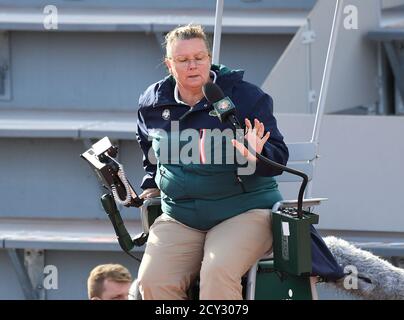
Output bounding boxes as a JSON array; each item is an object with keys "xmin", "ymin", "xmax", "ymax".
[{"xmin": 135, "ymin": 24, "xmax": 289, "ymax": 300}]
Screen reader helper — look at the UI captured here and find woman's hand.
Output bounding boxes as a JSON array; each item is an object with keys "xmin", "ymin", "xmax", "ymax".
[
  {"xmin": 139, "ymin": 188, "xmax": 161, "ymax": 199},
  {"xmin": 231, "ymin": 118, "xmax": 270, "ymax": 162}
]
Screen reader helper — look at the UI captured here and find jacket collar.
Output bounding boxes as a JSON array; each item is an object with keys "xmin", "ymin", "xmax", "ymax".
[{"xmin": 153, "ymin": 64, "xmax": 244, "ymax": 108}]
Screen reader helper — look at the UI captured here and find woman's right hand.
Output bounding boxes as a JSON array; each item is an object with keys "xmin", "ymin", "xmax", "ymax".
[{"xmin": 139, "ymin": 188, "xmax": 161, "ymax": 199}]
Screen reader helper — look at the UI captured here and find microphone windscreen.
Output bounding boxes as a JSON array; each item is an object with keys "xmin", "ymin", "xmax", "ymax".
[{"xmin": 203, "ymin": 82, "xmax": 225, "ymax": 103}]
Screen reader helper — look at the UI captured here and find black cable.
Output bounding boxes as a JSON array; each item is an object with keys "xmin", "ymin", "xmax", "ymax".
[
  {"xmin": 233, "ymin": 117, "xmax": 308, "ymax": 218},
  {"xmin": 124, "ymin": 250, "xmax": 142, "ymax": 263},
  {"xmin": 255, "ymin": 152, "xmax": 308, "ymax": 219}
]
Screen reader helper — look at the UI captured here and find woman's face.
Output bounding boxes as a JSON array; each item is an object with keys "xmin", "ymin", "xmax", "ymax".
[{"xmin": 165, "ymin": 38, "xmax": 211, "ymax": 93}]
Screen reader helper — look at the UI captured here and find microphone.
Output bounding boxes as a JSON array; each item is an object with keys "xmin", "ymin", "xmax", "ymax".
[
  {"xmin": 324, "ymin": 236, "xmax": 404, "ymax": 300},
  {"xmin": 202, "ymin": 82, "xmax": 242, "ymax": 132},
  {"xmin": 202, "ymin": 81, "xmax": 309, "ymax": 218}
]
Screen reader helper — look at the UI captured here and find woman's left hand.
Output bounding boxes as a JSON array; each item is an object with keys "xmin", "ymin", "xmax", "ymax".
[{"xmin": 231, "ymin": 118, "xmax": 270, "ymax": 162}]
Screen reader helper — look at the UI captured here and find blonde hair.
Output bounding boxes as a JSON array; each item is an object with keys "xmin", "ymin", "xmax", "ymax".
[
  {"xmin": 87, "ymin": 264, "xmax": 132, "ymax": 299},
  {"xmin": 164, "ymin": 24, "xmax": 211, "ymax": 58}
]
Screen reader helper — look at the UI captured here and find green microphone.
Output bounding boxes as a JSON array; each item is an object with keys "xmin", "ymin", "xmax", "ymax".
[{"xmin": 203, "ymin": 82, "xmax": 241, "ymax": 128}]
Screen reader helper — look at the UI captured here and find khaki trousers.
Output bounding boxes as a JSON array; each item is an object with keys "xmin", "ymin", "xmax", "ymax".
[{"xmin": 137, "ymin": 208, "xmax": 272, "ymax": 300}]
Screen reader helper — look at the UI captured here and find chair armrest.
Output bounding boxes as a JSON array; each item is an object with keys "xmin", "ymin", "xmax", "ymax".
[
  {"xmin": 272, "ymin": 198, "xmax": 328, "ymax": 212},
  {"xmin": 140, "ymin": 197, "xmax": 162, "ymax": 234}
]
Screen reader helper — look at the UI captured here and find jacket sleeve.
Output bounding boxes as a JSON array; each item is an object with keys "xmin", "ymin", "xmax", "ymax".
[
  {"xmin": 136, "ymin": 108, "xmax": 158, "ymax": 190},
  {"xmin": 247, "ymin": 93, "xmax": 289, "ymax": 177}
]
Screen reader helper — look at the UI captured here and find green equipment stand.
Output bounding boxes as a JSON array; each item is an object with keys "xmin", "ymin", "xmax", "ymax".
[
  {"xmin": 272, "ymin": 209, "xmax": 319, "ymax": 276},
  {"xmin": 254, "ymin": 207, "xmax": 320, "ymax": 300},
  {"xmin": 255, "ymin": 260, "xmax": 313, "ymax": 300}
]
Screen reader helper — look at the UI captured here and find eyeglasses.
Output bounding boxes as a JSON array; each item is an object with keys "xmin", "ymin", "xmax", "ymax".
[{"xmin": 169, "ymin": 53, "xmax": 211, "ymax": 68}]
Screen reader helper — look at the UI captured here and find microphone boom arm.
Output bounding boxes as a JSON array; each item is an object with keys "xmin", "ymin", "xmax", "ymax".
[
  {"xmin": 232, "ymin": 118, "xmax": 308, "ymax": 219},
  {"xmin": 255, "ymin": 153, "xmax": 308, "ymax": 219}
]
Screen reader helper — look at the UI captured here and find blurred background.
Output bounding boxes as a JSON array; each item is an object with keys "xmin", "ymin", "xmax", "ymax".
[{"xmin": 0, "ymin": 0, "xmax": 403, "ymax": 299}]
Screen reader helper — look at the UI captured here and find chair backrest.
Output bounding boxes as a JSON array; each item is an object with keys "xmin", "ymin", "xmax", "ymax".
[{"xmin": 277, "ymin": 142, "xmax": 317, "ymax": 183}]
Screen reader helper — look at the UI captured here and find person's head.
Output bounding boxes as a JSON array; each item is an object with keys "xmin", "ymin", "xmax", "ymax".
[
  {"xmin": 87, "ymin": 264, "xmax": 132, "ymax": 300},
  {"xmin": 164, "ymin": 24, "xmax": 212, "ymax": 93}
]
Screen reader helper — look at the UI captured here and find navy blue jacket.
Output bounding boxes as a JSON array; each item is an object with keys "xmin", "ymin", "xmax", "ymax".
[
  {"xmin": 136, "ymin": 64, "xmax": 289, "ymax": 191},
  {"xmin": 136, "ymin": 65, "xmax": 344, "ymax": 277}
]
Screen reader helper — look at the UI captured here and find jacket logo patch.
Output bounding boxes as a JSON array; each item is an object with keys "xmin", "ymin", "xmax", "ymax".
[
  {"xmin": 162, "ymin": 109, "xmax": 170, "ymax": 120},
  {"xmin": 217, "ymin": 99, "xmax": 231, "ymax": 111},
  {"xmin": 208, "ymin": 110, "xmax": 219, "ymax": 117}
]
